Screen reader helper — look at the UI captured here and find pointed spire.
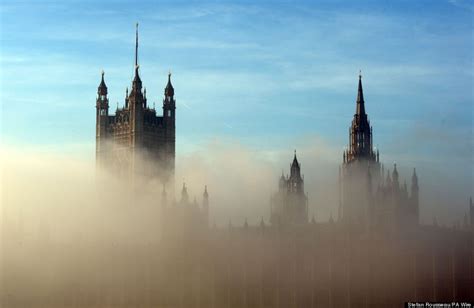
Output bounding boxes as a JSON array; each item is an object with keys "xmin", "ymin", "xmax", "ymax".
[
  {"xmin": 131, "ymin": 23, "xmax": 142, "ymax": 93},
  {"xmin": 181, "ymin": 182, "xmax": 188, "ymax": 203},
  {"xmin": 291, "ymin": 149, "xmax": 299, "ymax": 168},
  {"xmin": 392, "ymin": 163, "xmax": 399, "ymax": 183},
  {"xmin": 164, "ymin": 71, "xmax": 174, "ymax": 98},
  {"xmin": 411, "ymin": 168, "xmax": 418, "ymax": 190},
  {"xmin": 135, "ymin": 22, "xmax": 139, "ymax": 68},
  {"xmin": 356, "ymin": 71, "xmax": 365, "ymax": 116},
  {"xmin": 98, "ymin": 70, "xmax": 107, "ymax": 96},
  {"xmin": 203, "ymin": 185, "xmax": 208, "ymax": 198}
]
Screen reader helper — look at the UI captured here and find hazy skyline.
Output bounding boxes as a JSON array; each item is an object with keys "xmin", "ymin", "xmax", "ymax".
[{"xmin": 0, "ymin": 0, "xmax": 472, "ymax": 224}]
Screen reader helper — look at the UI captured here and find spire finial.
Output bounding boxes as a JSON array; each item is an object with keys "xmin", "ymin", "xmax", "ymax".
[
  {"xmin": 356, "ymin": 71, "xmax": 365, "ymax": 115},
  {"xmin": 135, "ymin": 22, "xmax": 139, "ymax": 68},
  {"xmin": 359, "ymin": 69, "xmax": 362, "ymax": 79}
]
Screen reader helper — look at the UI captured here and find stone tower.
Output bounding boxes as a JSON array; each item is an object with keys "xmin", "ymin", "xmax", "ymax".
[
  {"xmin": 340, "ymin": 73, "xmax": 381, "ymax": 229},
  {"xmin": 270, "ymin": 151, "xmax": 308, "ymax": 225},
  {"xmin": 95, "ymin": 24, "xmax": 175, "ymax": 188}
]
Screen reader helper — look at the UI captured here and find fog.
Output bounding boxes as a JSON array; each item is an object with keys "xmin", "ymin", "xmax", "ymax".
[{"xmin": 1, "ymin": 141, "xmax": 472, "ymax": 307}]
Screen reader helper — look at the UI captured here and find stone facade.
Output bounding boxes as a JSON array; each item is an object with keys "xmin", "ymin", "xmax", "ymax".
[{"xmin": 96, "ymin": 24, "xmax": 175, "ymax": 186}]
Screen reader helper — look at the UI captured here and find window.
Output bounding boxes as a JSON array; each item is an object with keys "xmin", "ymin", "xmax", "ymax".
[{"xmin": 167, "ymin": 110, "xmax": 171, "ymax": 117}]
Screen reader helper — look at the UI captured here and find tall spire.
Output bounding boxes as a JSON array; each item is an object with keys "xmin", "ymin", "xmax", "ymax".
[
  {"xmin": 356, "ymin": 70, "xmax": 365, "ymax": 116},
  {"xmin": 290, "ymin": 149, "xmax": 300, "ymax": 177},
  {"xmin": 412, "ymin": 168, "xmax": 418, "ymax": 188},
  {"xmin": 130, "ymin": 23, "xmax": 142, "ymax": 95},
  {"xmin": 135, "ymin": 22, "xmax": 139, "ymax": 69}
]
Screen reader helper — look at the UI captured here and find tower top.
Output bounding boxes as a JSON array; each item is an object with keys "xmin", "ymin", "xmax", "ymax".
[
  {"xmin": 165, "ymin": 71, "xmax": 174, "ymax": 97},
  {"xmin": 98, "ymin": 70, "xmax": 107, "ymax": 96},
  {"xmin": 291, "ymin": 150, "xmax": 300, "ymax": 169},
  {"xmin": 135, "ymin": 22, "xmax": 139, "ymax": 68},
  {"xmin": 203, "ymin": 185, "xmax": 208, "ymax": 198},
  {"xmin": 356, "ymin": 71, "xmax": 365, "ymax": 116},
  {"xmin": 130, "ymin": 23, "xmax": 142, "ymax": 94}
]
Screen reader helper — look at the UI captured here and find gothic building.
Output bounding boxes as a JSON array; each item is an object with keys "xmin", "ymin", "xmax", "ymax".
[
  {"xmin": 160, "ymin": 184, "xmax": 210, "ymax": 241},
  {"xmin": 96, "ymin": 24, "xmax": 175, "ymax": 186},
  {"xmin": 270, "ymin": 151, "xmax": 308, "ymax": 225},
  {"xmin": 340, "ymin": 73, "xmax": 419, "ymax": 231}
]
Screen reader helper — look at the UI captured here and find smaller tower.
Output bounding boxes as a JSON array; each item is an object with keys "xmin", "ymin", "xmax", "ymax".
[
  {"xmin": 392, "ymin": 163, "xmax": 400, "ymax": 194},
  {"xmin": 289, "ymin": 150, "xmax": 303, "ymax": 193},
  {"xmin": 96, "ymin": 71, "xmax": 109, "ymax": 165},
  {"xmin": 181, "ymin": 183, "xmax": 189, "ymax": 204},
  {"xmin": 202, "ymin": 186, "xmax": 209, "ymax": 228},
  {"xmin": 162, "ymin": 72, "xmax": 176, "ymax": 186},
  {"xmin": 411, "ymin": 168, "xmax": 419, "ymax": 224},
  {"xmin": 270, "ymin": 151, "xmax": 308, "ymax": 225},
  {"xmin": 163, "ymin": 72, "xmax": 176, "ymax": 123}
]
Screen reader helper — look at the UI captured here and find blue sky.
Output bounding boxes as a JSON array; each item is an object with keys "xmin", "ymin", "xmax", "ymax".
[{"xmin": 0, "ymin": 1, "xmax": 472, "ymax": 220}]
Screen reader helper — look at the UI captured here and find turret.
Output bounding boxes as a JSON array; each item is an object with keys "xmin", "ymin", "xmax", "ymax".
[
  {"xmin": 289, "ymin": 150, "xmax": 303, "ymax": 193},
  {"xmin": 163, "ymin": 72, "xmax": 176, "ymax": 124},
  {"xmin": 162, "ymin": 71, "xmax": 176, "ymax": 185},
  {"xmin": 96, "ymin": 70, "xmax": 109, "ymax": 162},
  {"xmin": 411, "ymin": 168, "xmax": 419, "ymax": 224},
  {"xmin": 181, "ymin": 183, "xmax": 189, "ymax": 204},
  {"xmin": 392, "ymin": 163, "xmax": 399, "ymax": 192},
  {"xmin": 125, "ymin": 87, "xmax": 129, "ymax": 108},
  {"xmin": 202, "ymin": 185, "xmax": 209, "ymax": 227}
]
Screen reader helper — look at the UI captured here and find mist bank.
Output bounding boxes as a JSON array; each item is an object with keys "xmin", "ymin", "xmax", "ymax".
[{"xmin": 1, "ymin": 137, "xmax": 471, "ymax": 237}]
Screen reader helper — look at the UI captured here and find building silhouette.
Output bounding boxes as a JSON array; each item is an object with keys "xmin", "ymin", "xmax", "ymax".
[
  {"xmin": 160, "ymin": 183, "xmax": 210, "ymax": 241},
  {"xmin": 95, "ymin": 24, "xmax": 175, "ymax": 186},
  {"xmin": 270, "ymin": 151, "xmax": 308, "ymax": 225},
  {"xmin": 340, "ymin": 73, "xmax": 419, "ymax": 232}
]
